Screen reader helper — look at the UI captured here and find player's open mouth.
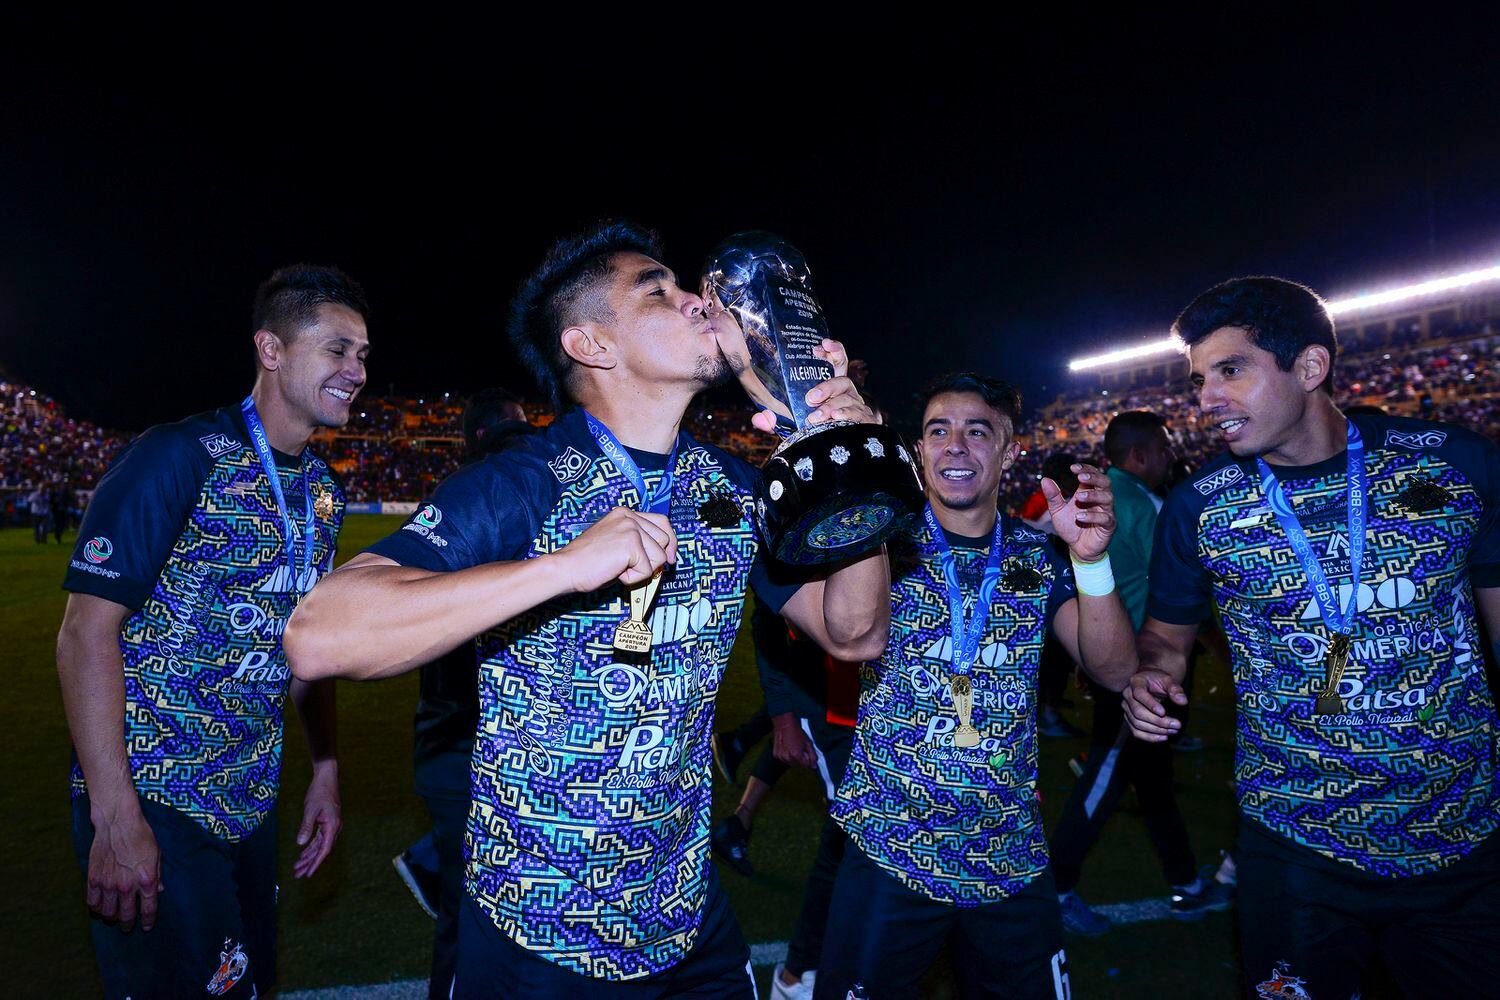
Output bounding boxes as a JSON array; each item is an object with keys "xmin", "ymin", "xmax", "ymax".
[
  {"xmin": 939, "ymin": 469, "xmax": 975, "ymax": 481},
  {"xmin": 1218, "ymin": 418, "xmax": 1247, "ymax": 435},
  {"xmin": 324, "ymin": 386, "xmax": 353, "ymax": 401}
]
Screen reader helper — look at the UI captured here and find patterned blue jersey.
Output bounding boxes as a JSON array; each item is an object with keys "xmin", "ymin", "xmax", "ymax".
[
  {"xmin": 63, "ymin": 406, "xmax": 344, "ymax": 841},
  {"xmin": 367, "ymin": 409, "xmax": 798, "ymax": 981},
  {"xmin": 831, "ymin": 518, "xmax": 1075, "ymax": 905},
  {"xmin": 1150, "ymin": 412, "xmax": 1500, "ymax": 876}
]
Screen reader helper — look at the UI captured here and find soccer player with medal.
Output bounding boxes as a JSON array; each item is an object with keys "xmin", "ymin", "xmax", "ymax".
[{"xmin": 816, "ymin": 373, "xmax": 1138, "ymax": 1000}]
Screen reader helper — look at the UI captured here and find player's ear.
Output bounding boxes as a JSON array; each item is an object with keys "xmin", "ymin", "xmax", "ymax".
[
  {"xmin": 1297, "ymin": 344, "xmax": 1333, "ymax": 395},
  {"xmin": 561, "ymin": 324, "xmax": 615, "ymax": 373},
  {"xmin": 1001, "ymin": 438, "xmax": 1021, "ymax": 472},
  {"xmin": 253, "ymin": 329, "xmax": 284, "ymax": 373}
]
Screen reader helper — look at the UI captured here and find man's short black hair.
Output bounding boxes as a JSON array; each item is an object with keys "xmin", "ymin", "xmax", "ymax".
[
  {"xmin": 463, "ymin": 387, "xmax": 530, "ymax": 460},
  {"xmin": 916, "ymin": 372, "xmax": 1023, "ymax": 428},
  {"xmin": 1172, "ymin": 276, "xmax": 1338, "ymax": 395},
  {"xmin": 1104, "ymin": 410, "xmax": 1167, "ymax": 466},
  {"xmin": 507, "ymin": 220, "xmax": 663, "ymax": 409},
  {"xmin": 252, "ymin": 264, "xmax": 369, "ymax": 341}
]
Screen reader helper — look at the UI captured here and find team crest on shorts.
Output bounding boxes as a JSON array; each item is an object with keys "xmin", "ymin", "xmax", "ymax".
[
  {"xmin": 1254, "ymin": 961, "xmax": 1311, "ymax": 999},
  {"xmin": 549, "ymin": 446, "xmax": 591, "ymax": 484},
  {"xmin": 206, "ymin": 938, "xmax": 249, "ymax": 995}
]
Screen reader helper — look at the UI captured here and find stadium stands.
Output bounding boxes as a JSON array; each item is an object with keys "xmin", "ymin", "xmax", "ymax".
[
  {"xmin": 6, "ymin": 320, "xmax": 1497, "ymax": 516},
  {"xmin": 1, "ymin": 380, "xmax": 127, "ymax": 525}
]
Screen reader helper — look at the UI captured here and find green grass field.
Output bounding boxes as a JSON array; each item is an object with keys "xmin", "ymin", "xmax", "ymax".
[{"xmin": 3, "ymin": 516, "xmax": 1241, "ymax": 997}]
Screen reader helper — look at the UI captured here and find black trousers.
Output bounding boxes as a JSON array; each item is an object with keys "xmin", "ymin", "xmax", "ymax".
[
  {"xmin": 784, "ymin": 715, "xmax": 853, "ymax": 977},
  {"xmin": 422, "ymin": 790, "xmax": 469, "ymax": 999},
  {"xmin": 1237, "ymin": 818, "xmax": 1500, "ymax": 999},
  {"xmin": 72, "ymin": 794, "xmax": 277, "ymax": 1000},
  {"xmin": 814, "ymin": 842, "xmax": 1069, "ymax": 1000},
  {"xmin": 454, "ymin": 868, "xmax": 754, "ymax": 999},
  {"xmin": 1048, "ymin": 678, "xmax": 1196, "ymax": 893}
]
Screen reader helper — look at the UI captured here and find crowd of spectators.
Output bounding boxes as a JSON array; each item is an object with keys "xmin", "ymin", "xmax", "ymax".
[
  {"xmin": 1002, "ymin": 330, "xmax": 1500, "ymax": 512},
  {"xmin": 1, "ymin": 381, "xmax": 125, "ymax": 526},
  {"xmin": 6, "ymin": 325, "xmax": 1499, "ymax": 514}
]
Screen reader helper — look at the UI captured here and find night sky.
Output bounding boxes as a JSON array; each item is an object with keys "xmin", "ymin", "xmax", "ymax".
[{"xmin": 4, "ymin": 19, "xmax": 1499, "ymax": 433}]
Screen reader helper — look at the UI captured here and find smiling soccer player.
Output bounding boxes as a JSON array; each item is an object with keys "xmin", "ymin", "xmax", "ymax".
[
  {"xmin": 1125, "ymin": 276, "xmax": 1500, "ymax": 997},
  {"xmin": 815, "ymin": 373, "xmax": 1137, "ymax": 1000},
  {"xmin": 57, "ymin": 265, "xmax": 367, "ymax": 998}
]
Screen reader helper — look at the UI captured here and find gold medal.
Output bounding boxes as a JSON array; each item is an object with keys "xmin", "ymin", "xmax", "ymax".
[
  {"xmin": 1314, "ymin": 633, "xmax": 1351, "ymax": 715},
  {"xmin": 613, "ymin": 570, "xmax": 662, "ymax": 654},
  {"xmin": 313, "ymin": 483, "xmax": 334, "ymax": 520},
  {"xmin": 950, "ymin": 675, "xmax": 982, "ymax": 748}
]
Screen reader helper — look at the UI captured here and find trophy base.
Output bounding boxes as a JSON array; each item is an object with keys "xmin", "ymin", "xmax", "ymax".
[{"xmin": 757, "ymin": 422, "xmax": 925, "ymax": 566}]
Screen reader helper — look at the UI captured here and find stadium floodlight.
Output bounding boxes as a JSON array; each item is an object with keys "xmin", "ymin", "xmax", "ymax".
[
  {"xmin": 1324, "ymin": 264, "xmax": 1500, "ymax": 315},
  {"xmin": 1067, "ymin": 338, "xmax": 1179, "ymax": 372},
  {"xmin": 1066, "ymin": 261, "xmax": 1500, "ymax": 373}
]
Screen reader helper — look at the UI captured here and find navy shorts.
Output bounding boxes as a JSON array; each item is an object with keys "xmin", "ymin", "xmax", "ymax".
[
  {"xmin": 815, "ymin": 841, "xmax": 1069, "ymax": 1000},
  {"xmin": 454, "ymin": 867, "xmax": 755, "ymax": 999},
  {"xmin": 72, "ymin": 793, "xmax": 277, "ymax": 999},
  {"xmin": 1238, "ymin": 818, "xmax": 1500, "ymax": 999}
]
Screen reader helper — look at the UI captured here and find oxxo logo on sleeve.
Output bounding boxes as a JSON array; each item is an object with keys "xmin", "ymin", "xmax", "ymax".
[{"xmin": 402, "ymin": 504, "xmax": 449, "ymax": 547}]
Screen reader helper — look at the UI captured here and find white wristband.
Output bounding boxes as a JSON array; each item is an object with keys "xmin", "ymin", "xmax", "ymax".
[{"xmin": 1070, "ymin": 553, "xmax": 1115, "ymax": 597}]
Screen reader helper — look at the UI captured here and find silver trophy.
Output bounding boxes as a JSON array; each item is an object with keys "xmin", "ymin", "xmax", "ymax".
[{"xmin": 702, "ymin": 231, "xmax": 922, "ymax": 565}]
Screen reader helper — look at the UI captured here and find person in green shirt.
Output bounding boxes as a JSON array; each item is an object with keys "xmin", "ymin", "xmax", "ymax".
[{"xmin": 1049, "ymin": 410, "xmax": 1232, "ymax": 933}]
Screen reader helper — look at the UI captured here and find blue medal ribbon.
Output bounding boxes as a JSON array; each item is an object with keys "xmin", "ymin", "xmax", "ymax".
[
  {"xmin": 922, "ymin": 503, "xmax": 1008, "ymax": 678},
  {"xmin": 584, "ymin": 411, "xmax": 680, "ymax": 515},
  {"xmin": 1256, "ymin": 420, "xmax": 1367, "ymax": 638},
  {"xmin": 240, "ymin": 396, "xmax": 315, "ymax": 595}
]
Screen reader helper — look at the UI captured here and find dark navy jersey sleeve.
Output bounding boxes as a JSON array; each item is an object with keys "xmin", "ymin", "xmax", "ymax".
[
  {"xmin": 1041, "ymin": 535, "xmax": 1078, "ymax": 624},
  {"xmin": 749, "ymin": 555, "xmax": 805, "ymax": 616},
  {"xmin": 63, "ymin": 420, "xmax": 213, "ymax": 611},
  {"xmin": 1369, "ymin": 414, "xmax": 1500, "ymax": 588},
  {"xmin": 366, "ymin": 454, "xmax": 546, "ymax": 572},
  {"xmin": 1146, "ymin": 471, "xmax": 1218, "ymax": 625}
]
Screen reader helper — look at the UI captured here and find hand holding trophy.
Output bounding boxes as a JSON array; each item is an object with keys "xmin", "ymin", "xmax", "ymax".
[{"xmin": 702, "ymin": 232, "xmax": 923, "ymax": 565}]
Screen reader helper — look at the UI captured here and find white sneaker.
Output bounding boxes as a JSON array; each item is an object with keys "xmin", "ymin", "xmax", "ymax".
[{"xmin": 770, "ymin": 962, "xmax": 815, "ymax": 1000}]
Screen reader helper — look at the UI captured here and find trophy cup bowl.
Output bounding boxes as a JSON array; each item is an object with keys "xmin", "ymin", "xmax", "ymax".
[{"xmin": 702, "ymin": 231, "xmax": 924, "ymax": 565}]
